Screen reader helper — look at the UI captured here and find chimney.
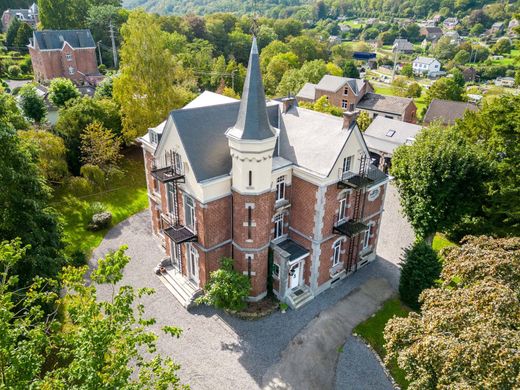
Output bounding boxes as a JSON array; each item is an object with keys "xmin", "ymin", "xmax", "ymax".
[
  {"xmin": 281, "ymin": 96, "xmax": 296, "ymax": 113},
  {"xmin": 343, "ymin": 110, "xmax": 360, "ymax": 129}
]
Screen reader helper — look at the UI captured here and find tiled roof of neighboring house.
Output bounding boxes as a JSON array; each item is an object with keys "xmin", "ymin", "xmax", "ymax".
[
  {"xmin": 3, "ymin": 9, "xmax": 35, "ymax": 20},
  {"xmin": 32, "ymin": 29, "xmax": 96, "ymax": 50},
  {"xmin": 393, "ymin": 39, "xmax": 414, "ymax": 52},
  {"xmin": 444, "ymin": 17, "xmax": 458, "ymax": 24},
  {"xmin": 296, "ymin": 82, "xmax": 317, "ymax": 100},
  {"xmin": 492, "ymin": 22, "xmax": 504, "ymax": 28},
  {"xmin": 413, "ymin": 56, "xmax": 438, "ymax": 65},
  {"xmin": 315, "ymin": 75, "xmax": 366, "ymax": 95},
  {"xmin": 423, "ymin": 26, "xmax": 443, "ymax": 34},
  {"xmin": 423, "ymin": 99, "xmax": 479, "ymax": 125},
  {"xmin": 363, "ymin": 116, "xmax": 423, "ymax": 155},
  {"xmin": 357, "ymin": 93, "xmax": 414, "ymax": 116}
]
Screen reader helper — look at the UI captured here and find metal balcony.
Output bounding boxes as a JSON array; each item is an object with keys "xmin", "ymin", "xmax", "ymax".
[
  {"xmin": 151, "ymin": 165, "xmax": 185, "ymax": 183},
  {"xmin": 163, "ymin": 224, "xmax": 197, "ymax": 244},
  {"xmin": 333, "ymin": 219, "xmax": 368, "ymax": 237}
]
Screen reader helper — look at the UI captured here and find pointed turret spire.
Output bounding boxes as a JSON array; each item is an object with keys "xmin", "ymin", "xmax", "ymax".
[{"xmin": 228, "ymin": 37, "xmax": 275, "ymax": 140}]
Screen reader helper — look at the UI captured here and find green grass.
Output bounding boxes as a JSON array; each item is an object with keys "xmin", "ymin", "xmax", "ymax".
[
  {"xmin": 354, "ymin": 298, "xmax": 411, "ymax": 389},
  {"xmin": 432, "ymin": 233, "xmax": 456, "ymax": 252},
  {"xmin": 52, "ymin": 147, "xmax": 148, "ymax": 257},
  {"xmin": 414, "ymin": 91, "xmax": 428, "ymax": 119},
  {"xmin": 373, "ymin": 84, "xmax": 394, "ymax": 96},
  {"xmin": 490, "ymin": 49, "xmax": 520, "ymax": 66}
]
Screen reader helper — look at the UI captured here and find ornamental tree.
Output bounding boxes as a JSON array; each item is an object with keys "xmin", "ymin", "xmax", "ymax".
[
  {"xmin": 196, "ymin": 257, "xmax": 251, "ymax": 311},
  {"xmin": 385, "ymin": 236, "xmax": 520, "ymax": 390},
  {"xmin": 19, "ymin": 84, "xmax": 47, "ymax": 124},
  {"xmin": 398, "ymin": 240, "xmax": 442, "ymax": 310},
  {"xmin": 391, "ymin": 125, "xmax": 489, "ymax": 243},
  {"xmin": 80, "ymin": 121, "xmax": 123, "ymax": 175},
  {"xmin": 48, "ymin": 78, "xmax": 80, "ymax": 107}
]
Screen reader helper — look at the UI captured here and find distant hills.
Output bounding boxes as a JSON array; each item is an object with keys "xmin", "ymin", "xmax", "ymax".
[{"xmin": 122, "ymin": 0, "xmax": 309, "ymax": 16}]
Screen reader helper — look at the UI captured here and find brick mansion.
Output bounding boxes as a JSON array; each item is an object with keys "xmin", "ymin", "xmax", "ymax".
[{"xmin": 139, "ymin": 38, "xmax": 389, "ymax": 309}]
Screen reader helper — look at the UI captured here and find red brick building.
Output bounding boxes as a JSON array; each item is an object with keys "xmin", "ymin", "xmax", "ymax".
[
  {"xmin": 1, "ymin": 3, "xmax": 38, "ymax": 32},
  {"xmin": 297, "ymin": 75, "xmax": 417, "ymax": 123},
  {"xmin": 28, "ymin": 29, "xmax": 101, "ymax": 84},
  {"xmin": 139, "ymin": 39, "xmax": 389, "ymax": 309}
]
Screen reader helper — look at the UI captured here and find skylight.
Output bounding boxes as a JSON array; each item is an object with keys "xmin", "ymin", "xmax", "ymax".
[{"xmin": 386, "ymin": 130, "xmax": 396, "ymax": 137}]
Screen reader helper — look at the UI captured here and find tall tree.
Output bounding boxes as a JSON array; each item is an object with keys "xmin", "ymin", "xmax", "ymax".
[
  {"xmin": 80, "ymin": 121, "xmax": 122, "ymax": 174},
  {"xmin": 113, "ymin": 10, "xmax": 195, "ymax": 142},
  {"xmin": 385, "ymin": 236, "xmax": 520, "ymax": 390},
  {"xmin": 5, "ymin": 17, "xmax": 21, "ymax": 47},
  {"xmin": 391, "ymin": 125, "xmax": 489, "ymax": 243},
  {"xmin": 426, "ymin": 77, "xmax": 465, "ymax": 106},
  {"xmin": 38, "ymin": 0, "xmax": 88, "ymax": 29},
  {"xmin": 48, "ymin": 78, "xmax": 80, "ymax": 108},
  {"xmin": 0, "ymin": 122, "xmax": 63, "ymax": 286},
  {"xmin": 13, "ymin": 21, "xmax": 33, "ymax": 47}
]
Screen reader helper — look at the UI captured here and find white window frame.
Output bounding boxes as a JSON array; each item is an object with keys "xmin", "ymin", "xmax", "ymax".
[
  {"xmin": 66, "ymin": 53, "xmax": 72, "ymax": 61},
  {"xmin": 272, "ymin": 263, "xmax": 280, "ymax": 279},
  {"xmin": 274, "ymin": 213, "xmax": 284, "ymax": 239},
  {"xmin": 275, "ymin": 176, "xmax": 285, "ymax": 201},
  {"xmin": 332, "ymin": 239, "xmax": 342, "ymax": 266},
  {"xmin": 341, "ymin": 99, "xmax": 348, "ymax": 109},
  {"xmin": 342, "ymin": 155, "xmax": 353, "ymax": 173},
  {"xmin": 173, "ymin": 151, "xmax": 182, "ymax": 174},
  {"xmin": 68, "ymin": 66, "xmax": 75, "ymax": 75},
  {"xmin": 363, "ymin": 224, "xmax": 373, "ymax": 250},
  {"xmin": 184, "ymin": 195, "xmax": 195, "ymax": 232},
  {"xmin": 339, "ymin": 197, "xmax": 347, "ymax": 221},
  {"xmin": 166, "ymin": 183, "xmax": 176, "ymax": 215}
]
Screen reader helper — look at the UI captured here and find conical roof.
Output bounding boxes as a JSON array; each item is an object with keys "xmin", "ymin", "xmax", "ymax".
[{"xmin": 229, "ymin": 37, "xmax": 275, "ymax": 140}]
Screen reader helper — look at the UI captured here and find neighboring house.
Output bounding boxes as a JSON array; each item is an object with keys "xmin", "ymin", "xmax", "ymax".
[
  {"xmin": 423, "ymin": 99, "xmax": 479, "ymax": 126},
  {"xmin": 444, "ymin": 30, "xmax": 461, "ymax": 44},
  {"xmin": 296, "ymin": 75, "xmax": 416, "ymax": 123},
  {"xmin": 462, "ymin": 67, "xmax": 477, "ymax": 82},
  {"xmin": 363, "ymin": 116, "xmax": 423, "ymax": 171},
  {"xmin": 412, "ymin": 56, "xmax": 441, "ymax": 77},
  {"xmin": 443, "ymin": 17, "xmax": 459, "ymax": 30},
  {"xmin": 139, "ymin": 38, "xmax": 388, "ymax": 309},
  {"xmin": 28, "ymin": 29, "xmax": 102, "ymax": 84},
  {"xmin": 328, "ymin": 35, "xmax": 342, "ymax": 45},
  {"xmin": 508, "ymin": 19, "xmax": 519, "ymax": 36},
  {"xmin": 357, "ymin": 93, "xmax": 417, "ymax": 123},
  {"xmin": 495, "ymin": 77, "xmax": 515, "ymax": 87},
  {"xmin": 393, "ymin": 39, "xmax": 414, "ymax": 54},
  {"xmin": 297, "ymin": 74, "xmax": 373, "ymax": 110},
  {"xmin": 420, "ymin": 26, "xmax": 443, "ymax": 41},
  {"xmin": 490, "ymin": 22, "xmax": 504, "ymax": 35},
  {"xmin": 1, "ymin": 3, "xmax": 38, "ymax": 32}
]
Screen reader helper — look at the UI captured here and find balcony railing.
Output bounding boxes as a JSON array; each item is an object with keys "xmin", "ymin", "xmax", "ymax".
[
  {"xmin": 151, "ymin": 164, "xmax": 185, "ymax": 183},
  {"xmin": 161, "ymin": 215, "xmax": 197, "ymax": 244},
  {"xmin": 337, "ymin": 168, "xmax": 374, "ymax": 189}
]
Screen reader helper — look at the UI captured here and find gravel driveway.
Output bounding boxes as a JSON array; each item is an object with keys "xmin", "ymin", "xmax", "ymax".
[{"xmin": 90, "ymin": 183, "xmax": 412, "ymax": 390}]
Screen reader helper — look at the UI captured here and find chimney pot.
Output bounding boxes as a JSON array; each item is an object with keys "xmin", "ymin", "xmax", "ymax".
[
  {"xmin": 343, "ymin": 110, "xmax": 360, "ymax": 129},
  {"xmin": 281, "ymin": 96, "xmax": 296, "ymax": 113}
]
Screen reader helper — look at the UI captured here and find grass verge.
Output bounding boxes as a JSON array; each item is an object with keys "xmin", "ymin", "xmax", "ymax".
[
  {"xmin": 52, "ymin": 147, "xmax": 148, "ymax": 258},
  {"xmin": 354, "ymin": 298, "xmax": 411, "ymax": 389},
  {"xmin": 432, "ymin": 233, "xmax": 456, "ymax": 252}
]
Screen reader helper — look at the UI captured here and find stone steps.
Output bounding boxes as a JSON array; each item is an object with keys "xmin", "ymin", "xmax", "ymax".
[
  {"xmin": 287, "ymin": 288, "xmax": 314, "ymax": 310},
  {"xmin": 158, "ymin": 270, "xmax": 201, "ymax": 308}
]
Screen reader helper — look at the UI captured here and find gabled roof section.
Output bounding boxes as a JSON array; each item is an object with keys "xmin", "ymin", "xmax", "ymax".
[
  {"xmin": 32, "ymin": 30, "xmax": 96, "ymax": 50},
  {"xmin": 296, "ymin": 82, "xmax": 317, "ymax": 100},
  {"xmin": 423, "ymin": 99, "xmax": 479, "ymax": 125},
  {"xmin": 357, "ymin": 93, "xmax": 414, "ymax": 115},
  {"xmin": 414, "ymin": 56, "xmax": 438, "ymax": 65},
  {"xmin": 315, "ymin": 75, "xmax": 366, "ymax": 95},
  {"xmin": 226, "ymin": 37, "xmax": 275, "ymax": 141}
]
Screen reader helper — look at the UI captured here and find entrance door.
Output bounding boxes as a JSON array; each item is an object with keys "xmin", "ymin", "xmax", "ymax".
[
  {"xmin": 170, "ymin": 241, "xmax": 181, "ymax": 272},
  {"xmin": 188, "ymin": 244, "xmax": 199, "ymax": 285},
  {"xmin": 289, "ymin": 262, "xmax": 300, "ymax": 289}
]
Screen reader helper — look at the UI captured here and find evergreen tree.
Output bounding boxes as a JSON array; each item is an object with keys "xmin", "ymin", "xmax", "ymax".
[{"xmin": 19, "ymin": 84, "xmax": 46, "ymax": 124}]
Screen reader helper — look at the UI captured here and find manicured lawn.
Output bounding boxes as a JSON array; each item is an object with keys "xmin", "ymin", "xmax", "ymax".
[
  {"xmin": 414, "ymin": 92, "xmax": 428, "ymax": 119},
  {"xmin": 373, "ymin": 84, "xmax": 394, "ymax": 96},
  {"xmin": 432, "ymin": 233, "xmax": 456, "ymax": 252},
  {"xmin": 52, "ymin": 147, "xmax": 148, "ymax": 257},
  {"xmin": 354, "ymin": 298, "xmax": 411, "ymax": 389},
  {"xmin": 490, "ymin": 49, "xmax": 520, "ymax": 66}
]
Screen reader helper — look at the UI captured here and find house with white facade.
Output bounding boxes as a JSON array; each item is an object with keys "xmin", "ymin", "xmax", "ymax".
[{"xmin": 412, "ymin": 56, "xmax": 441, "ymax": 77}]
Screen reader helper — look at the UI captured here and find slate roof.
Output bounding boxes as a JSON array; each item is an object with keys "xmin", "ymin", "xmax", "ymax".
[
  {"xmin": 364, "ymin": 116, "xmax": 423, "ymax": 155},
  {"xmin": 296, "ymin": 82, "xmax": 317, "ymax": 100},
  {"xmin": 315, "ymin": 75, "xmax": 366, "ymax": 95},
  {"xmin": 422, "ymin": 26, "xmax": 443, "ymax": 34},
  {"xmin": 357, "ymin": 93, "xmax": 414, "ymax": 115},
  {"xmin": 32, "ymin": 30, "xmax": 96, "ymax": 50},
  {"xmin": 275, "ymin": 239, "xmax": 309, "ymax": 261},
  {"xmin": 393, "ymin": 39, "xmax": 414, "ymax": 52},
  {"xmin": 226, "ymin": 37, "xmax": 275, "ymax": 141},
  {"xmin": 423, "ymin": 99, "xmax": 479, "ymax": 125},
  {"xmin": 413, "ymin": 56, "xmax": 438, "ymax": 65}
]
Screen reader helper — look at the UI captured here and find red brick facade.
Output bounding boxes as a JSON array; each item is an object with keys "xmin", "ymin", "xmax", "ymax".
[
  {"xmin": 315, "ymin": 81, "xmax": 373, "ymax": 111},
  {"xmin": 29, "ymin": 43, "xmax": 99, "ymax": 83}
]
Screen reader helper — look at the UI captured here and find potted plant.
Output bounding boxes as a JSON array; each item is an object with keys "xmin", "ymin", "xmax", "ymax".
[{"xmin": 279, "ymin": 302, "xmax": 289, "ymax": 314}]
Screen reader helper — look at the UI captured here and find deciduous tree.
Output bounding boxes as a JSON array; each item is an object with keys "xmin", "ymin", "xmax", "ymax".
[
  {"xmin": 426, "ymin": 77, "xmax": 465, "ymax": 106},
  {"xmin": 113, "ymin": 10, "xmax": 195, "ymax": 142},
  {"xmin": 391, "ymin": 125, "xmax": 489, "ymax": 243},
  {"xmin": 48, "ymin": 78, "xmax": 80, "ymax": 108},
  {"xmin": 19, "ymin": 84, "xmax": 46, "ymax": 124},
  {"xmin": 385, "ymin": 236, "xmax": 520, "ymax": 390},
  {"xmin": 80, "ymin": 121, "xmax": 123, "ymax": 174}
]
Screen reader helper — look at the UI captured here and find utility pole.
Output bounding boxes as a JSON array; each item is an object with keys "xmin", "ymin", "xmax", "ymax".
[
  {"xmin": 97, "ymin": 41, "xmax": 103, "ymax": 65},
  {"xmin": 109, "ymin": 21, "xmax": 118, "ymax": 69},
  {"xmin": 231, "ymin": 69, "xmax": 236, "ymax": 91}
]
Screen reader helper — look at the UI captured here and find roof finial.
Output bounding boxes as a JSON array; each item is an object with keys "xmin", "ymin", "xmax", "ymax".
[{"xmin": 250, "ymin": 0, "xmax": 259, "ymax": 36}]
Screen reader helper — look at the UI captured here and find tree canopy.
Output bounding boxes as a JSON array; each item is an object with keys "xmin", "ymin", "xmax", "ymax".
[
  {"xmin": 385, "ymin": 236, "xmax": 520, "ymax": 390},
  {"xmin": 48, "ymin": 78, "xmax": 81, "ymax": 108},
  {"xmin": 391, "ymin": 125, "xmax": 489, "ymax": 242}
]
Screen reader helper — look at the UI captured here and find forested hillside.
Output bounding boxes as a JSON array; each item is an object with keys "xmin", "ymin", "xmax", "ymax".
[{"xmin": 123, "ymin": 0, "xmax": 501, "ymax": 19}]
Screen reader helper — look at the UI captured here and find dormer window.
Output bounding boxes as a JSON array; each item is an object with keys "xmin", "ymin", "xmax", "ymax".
[
  {"xmin": 149, "ymin": 130, "xmax": 159, "ymax": 145},
  {"xmin": 405, "ymin": 137, "xmax": 415, "ymax": 145},
  {"xmin": 342, "ymin": 155, "xmax": 353, "ymax": 173},
  {"xmin": 386, "ymin": 130, "xmax": 396, "ymax": 137}
]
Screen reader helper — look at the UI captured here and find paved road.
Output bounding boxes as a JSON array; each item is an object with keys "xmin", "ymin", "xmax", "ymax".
[{"xmin": 90, "ymin": 183, "xmax": 412, "ymax": 390}]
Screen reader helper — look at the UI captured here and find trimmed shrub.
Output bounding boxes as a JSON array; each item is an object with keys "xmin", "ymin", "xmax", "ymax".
[
  {"xmin": 399, "ymin": 240, "xmax": 442, "ymax": 310},
  {"xmin": 88, "ymin": 211, "xmax": 112, "ymax": 231},
  {"xmin": 196, "ymin": 257, "xmax": 251, "ymax": 311},
  {"xmin": 8, "ymin": 65, "xmax": 21, "ymax": 76}
]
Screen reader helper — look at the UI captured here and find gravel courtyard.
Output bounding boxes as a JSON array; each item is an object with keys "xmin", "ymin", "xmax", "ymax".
[{"xmin": 90, "ymin": 183, "xmax": 413, "ymax": 390}]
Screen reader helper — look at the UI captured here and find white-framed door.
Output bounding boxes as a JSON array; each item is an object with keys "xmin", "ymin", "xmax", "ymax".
[
  {"xmin": 170, "ymin": 241, "xmax": 181, "ymax": 272},
  {"xmin": 289, "ymin": 262, "xmax": 302, "ymax": 290},
  {"xmin": 188, "ymin": 243, "xmax": 199, "ymax": 285}
]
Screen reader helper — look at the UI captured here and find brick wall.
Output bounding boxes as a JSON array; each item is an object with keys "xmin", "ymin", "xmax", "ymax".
[
  {"xmin": 289, "ymin": 176, "xmax": 318, "ymax": 238},
  {"xmin": 402, "ymin": 101, "xmax": 417, "ymax": 123},
  {"xmin": 314, "ymin": 81, "xmax": 372, "ymax": 111}
]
